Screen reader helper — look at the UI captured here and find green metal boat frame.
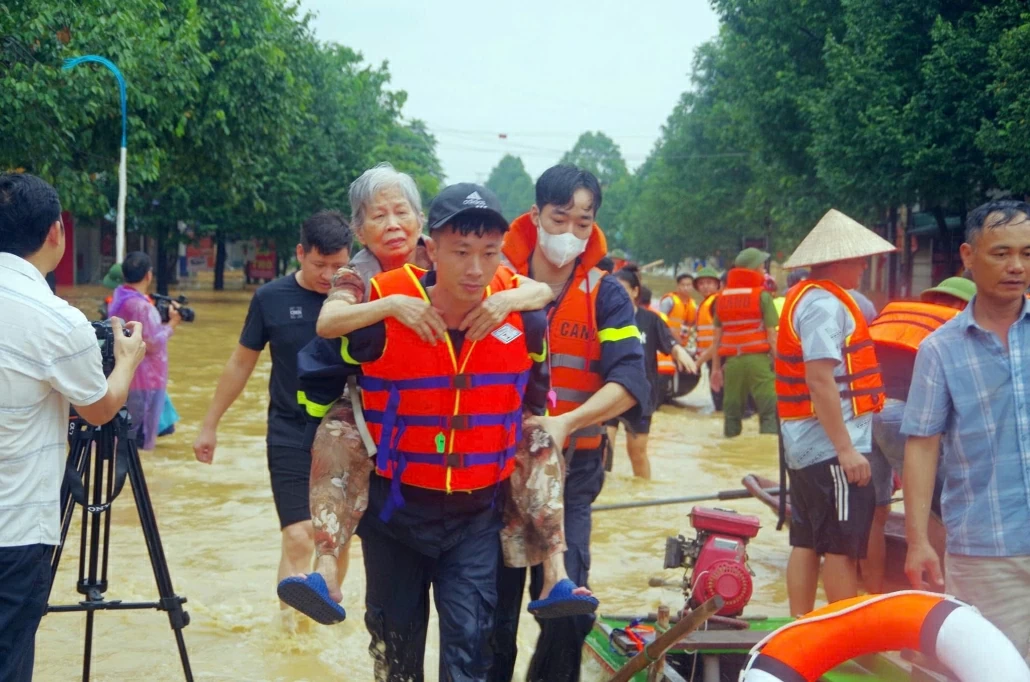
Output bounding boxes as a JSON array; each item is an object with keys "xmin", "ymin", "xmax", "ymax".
[{"xmin": 585, "ymin": 614, "xmax": 914, "ymax": 682}]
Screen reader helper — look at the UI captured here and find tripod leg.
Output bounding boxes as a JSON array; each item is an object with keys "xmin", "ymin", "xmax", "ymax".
[
  {"xmin": 80, "ymin": 430, "xmax": 111, "ymax": 682},
  {"xmin": 50, "ymin": 435, "xmax": 91, "ymax": 602},
  {"xmin": 122, "ymin": 437, "xmax": 194, "ymax": 682}
]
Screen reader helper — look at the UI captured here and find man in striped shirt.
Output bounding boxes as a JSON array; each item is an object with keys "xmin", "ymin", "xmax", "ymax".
[{"xmin": 903, "ymin": 199, "xmax": 1030, "ymax": 660}]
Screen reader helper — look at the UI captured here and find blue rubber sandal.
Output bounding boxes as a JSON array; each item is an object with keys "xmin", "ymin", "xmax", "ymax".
[
  {"xmin": 527, "ymin": 578, "xmax": 599, "ymax": 619},
  {"xmin": 276, "ymin": 573, "xmax": 346, "ymax": 625}
]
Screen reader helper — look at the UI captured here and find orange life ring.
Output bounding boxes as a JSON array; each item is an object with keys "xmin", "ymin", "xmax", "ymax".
[{"xmin": 740, "ymin": 591, "xmax": 1030, "ymax": 681}]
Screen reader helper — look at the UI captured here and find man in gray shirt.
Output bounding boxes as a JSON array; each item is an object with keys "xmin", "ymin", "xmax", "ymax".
[{"xmin": 775, "ymin": 209, "xmax": 895, "ymax": 617}]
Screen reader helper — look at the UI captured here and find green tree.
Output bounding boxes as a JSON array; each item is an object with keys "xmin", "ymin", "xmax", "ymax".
[
  {"xmin": 560, "ymin": 131, "xmax": 629, "ymax": 188},
  {"xmin": 0, "ymin": 0, "xmax": 207, "ymax": 215},
  {"xmin": 977, "ymin": 1, "xmax": 1030, "ymax": 196},
  {"xmin": 485, "ymin": 154, "xmax": 535, "ymax": 221},
  {"xmin": 373, "ymin": 118, "xmax": 444, "ymax": 210}
]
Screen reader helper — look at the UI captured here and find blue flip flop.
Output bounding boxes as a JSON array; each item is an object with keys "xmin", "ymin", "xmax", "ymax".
[
  {"xmin": 276, "ymin": 573, "xmax": 346, "ymax": 625},
  {"xmin": 527, "ymin": 578, "xmax": 599, "ymax": 619}
]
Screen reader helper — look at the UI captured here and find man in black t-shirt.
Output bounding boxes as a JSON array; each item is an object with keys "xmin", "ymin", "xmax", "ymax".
[{"xmin": 193, "ymin": 211, "xmax": 352, "ymax": 616}]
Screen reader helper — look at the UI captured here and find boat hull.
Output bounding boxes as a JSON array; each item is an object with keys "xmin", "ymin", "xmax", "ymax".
[{"xmin": 585, "ymin": 615, "xmax": 912, "ymax": 681}]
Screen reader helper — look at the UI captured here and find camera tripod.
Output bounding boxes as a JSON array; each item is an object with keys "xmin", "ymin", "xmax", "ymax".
[{"xmin": 46, "ymin": 407, "xmax": 193, "ymax": 681}]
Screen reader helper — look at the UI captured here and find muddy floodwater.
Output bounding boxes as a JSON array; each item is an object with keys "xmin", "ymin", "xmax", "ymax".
[{"xmin": 36, "ymin": 284, "xmax": 797, "ymax": 682}]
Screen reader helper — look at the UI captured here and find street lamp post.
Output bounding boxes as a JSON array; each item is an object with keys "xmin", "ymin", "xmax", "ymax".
[{"xmin": 63, "ymin": 56, "xmax": 128, "ymax": 263}]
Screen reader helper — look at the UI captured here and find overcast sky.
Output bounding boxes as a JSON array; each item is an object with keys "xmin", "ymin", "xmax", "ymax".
[{"xmin": 297, "ymin": 0, "xmax": 720, "ymax": 184}]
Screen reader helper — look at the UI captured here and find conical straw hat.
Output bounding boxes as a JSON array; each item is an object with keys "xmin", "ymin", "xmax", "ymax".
[{"xmin": 784, "ymin": 209, "xmax": 896, "ymax": 269}]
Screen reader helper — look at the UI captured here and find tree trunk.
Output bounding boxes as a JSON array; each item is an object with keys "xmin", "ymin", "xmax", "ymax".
[
  {"xmin": 166, "ymin": 243, "xmax": 179, "ymax": 287},
  {"xmin": 155, "ymin": 231, "xmax": 170, "ymax": 296},
  {"xmin": 214, "ymin": 230, "xmax": 227, "ymax": 291},
  {"xmin": 932, "ymin": 205, "xmax": 951, "ymax": 261},
  {"xmin": 887, "ymin": 205, "xmax": 898, "ymax": 299}
]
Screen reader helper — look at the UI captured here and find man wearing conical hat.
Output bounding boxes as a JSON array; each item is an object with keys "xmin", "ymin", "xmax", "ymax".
[{"xmin": 774, "ymin": 209, "xmax": 895, "ymax": 615}]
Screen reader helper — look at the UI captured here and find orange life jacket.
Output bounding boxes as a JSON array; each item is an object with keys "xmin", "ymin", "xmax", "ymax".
[
  {"xmin": 359, "ymin": 264, "xmax": 533, "ymax": 515},
  {"xmin": 503, "ymin": 213, "xmax": 608, "ymax": 451},
  {"xmin": 655, "ymin": 310, "xmax": 675, "ymax": 375},
  {"xmin": 715, "ymin": 269, "xmax": 771, "ymax": 357},
  {"xmin": 661, "ymin": 293, "xmax": 697, "ymax": 341},
  {"xmin": 775, "ymin": 280, "xmax": 885, "ymax": 421},
  {"xmin": 695, "ymin": 294, "xmax": 717, "ymax": 354},
  {"xmin": 868, "ymin": 301, "xmax": 961, "ymax": 354}
]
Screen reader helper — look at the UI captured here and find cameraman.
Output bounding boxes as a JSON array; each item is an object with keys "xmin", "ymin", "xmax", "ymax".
[
  {"xmin": 0, "ymin": 173, "xmax": 145, "ymax": 682},
  {"xmin": 107, "ymin": 251, "xmax": 181, "ymax": 451}
]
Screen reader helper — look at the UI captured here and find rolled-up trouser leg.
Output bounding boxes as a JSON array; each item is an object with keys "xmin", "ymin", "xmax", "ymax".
[
  {"xmin": 309, "ymin": 403, "xmax": 373, "ymax": 559},
  {"xmin": 500, "ymin": 419, "xmax": 567, "ymax": 569}
]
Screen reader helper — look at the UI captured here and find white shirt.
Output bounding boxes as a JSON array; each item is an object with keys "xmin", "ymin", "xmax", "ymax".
[
  {"xmin": 0, "ymin": 253, "xmax": 108, "ymax": 546},
  {"xmin": 780, "ymin": 288, "xmax": 873, "ymax": 469}
]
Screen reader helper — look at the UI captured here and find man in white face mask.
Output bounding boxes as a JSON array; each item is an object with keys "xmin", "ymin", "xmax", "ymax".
[{"xmin": 492, "ymin": 165, "xmax": 651, "ymax": 682}]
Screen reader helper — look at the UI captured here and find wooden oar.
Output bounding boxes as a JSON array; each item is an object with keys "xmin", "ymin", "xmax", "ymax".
[
  {"xmin": 608, "ymin": 596, "xmax": 723, "ymax": 682},
  {"xmin": 592, "ymin": 486, "xmax": 779, "ymax": 512}
]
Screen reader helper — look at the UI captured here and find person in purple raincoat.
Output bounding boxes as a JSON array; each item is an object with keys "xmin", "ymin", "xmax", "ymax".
[{"xmin": 108, "ymin": 251, "xmax": 181, "ymax": 449}]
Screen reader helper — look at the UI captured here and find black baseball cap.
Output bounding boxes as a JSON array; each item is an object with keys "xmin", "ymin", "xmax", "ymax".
[{"xmin": 427, "ymin": 183, "xmax": 508, "ymax": 232}]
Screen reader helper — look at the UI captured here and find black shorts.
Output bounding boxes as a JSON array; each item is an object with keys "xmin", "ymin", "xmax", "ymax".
[
  {"xmin": 267, "ymin": 445, "xmax": 311, "ymax": 529},
  {"xmin": 788, "ymin": 457, "xmax": 876, "ymax": 559},
  {"xmin": 603, "ymin": 415, "xmax": 652, "ymax": 436}
]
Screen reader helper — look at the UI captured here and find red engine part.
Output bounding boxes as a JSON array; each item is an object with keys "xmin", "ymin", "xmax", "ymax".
[
  {"xmin": 689, "ymin": 506, "xmax": 760, "ymax": 539},
  {"xmin": 688, "ymin": 507, "xmax": 759, "ymax": 616}
]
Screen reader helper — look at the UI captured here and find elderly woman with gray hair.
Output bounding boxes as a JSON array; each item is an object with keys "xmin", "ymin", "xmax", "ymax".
[{"xmin": 279, "ymin": 163, "xmax": 562, "ymax": 624}]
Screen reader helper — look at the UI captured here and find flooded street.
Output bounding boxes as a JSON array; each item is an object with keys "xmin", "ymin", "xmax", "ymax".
[{"xmin": 36, "ymin": 285, "xmax": 791, "ymax": 682}]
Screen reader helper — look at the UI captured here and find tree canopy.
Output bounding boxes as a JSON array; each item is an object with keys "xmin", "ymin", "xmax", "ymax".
[
  {"xmin": 599, "ymin": 0, "xmax": 1030, "ymax": 264},
  {"xmin": 1, "ymin": 0, "xmax": 442, "ymax": 289},
  {"xmin": 485, "ymin": 154, "xmax": 534, "ymax": 221}
]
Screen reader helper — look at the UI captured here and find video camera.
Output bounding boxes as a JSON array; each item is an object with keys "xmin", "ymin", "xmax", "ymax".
[
  {"xmin": 91, "ymin": 319, "xmax": 130, "ymax": 377},
  {"xmin": 152, "ymin": 293, "xmax": 196, "ymax": 323}
]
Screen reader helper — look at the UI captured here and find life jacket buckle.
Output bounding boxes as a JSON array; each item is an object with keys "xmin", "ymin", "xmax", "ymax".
[
  {"xmin": 449, "ymin": 414, "xmax": 471, "ymax": 430},
  {"xmin": 452, "ymin": 374, "xmax": 473, "ymax": 389},
  {"xmin": 446, "ymin": 453, "xmax": 462, "ymax": 468}
]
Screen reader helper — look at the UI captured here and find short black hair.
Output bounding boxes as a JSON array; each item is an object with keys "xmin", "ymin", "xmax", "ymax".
[
  {"xmin": 431, "ymin": 213, "xmax": 509, "ymax": 237},
  {"xmin": 676, "ymin": 272, "xmax": 693, "ymax": 283},
  {"xmin": 535, "ymin": 165, "xmax": 602, "ymax": 215},
  {"xmin": 0, "ymin": 173, "xmax": 62, "ymax": 258},
  {"xmin": 965, "ymin": 200, "xmax": 1030, "ymax": 244},
  {"xmin": 597, "ymin": 256, "xmax": 614, "ymax": 274},
  {"xmin": 639, "ymin": 285, "xmax": 653, "ymax": 307},
  {"xmin": 301, "ymin": 210, "xmax": 353, "ymax": 255},
  {"xmin": 614, "ymin": 266, "xmax": 640, "ymax": 291},
  {"xmin": 122, "ymin": 251, "xmax": 152, "ymax": 284}
]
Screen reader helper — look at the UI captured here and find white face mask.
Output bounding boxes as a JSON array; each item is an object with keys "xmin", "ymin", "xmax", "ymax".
[{"xmin": 536, "ymin": 225, "xmax": 588, "ymax": 268}]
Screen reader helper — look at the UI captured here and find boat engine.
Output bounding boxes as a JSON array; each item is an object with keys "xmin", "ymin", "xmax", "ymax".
[{"xmin": 663, "ymin": 506, "xmax": 760, "ymax": 617}]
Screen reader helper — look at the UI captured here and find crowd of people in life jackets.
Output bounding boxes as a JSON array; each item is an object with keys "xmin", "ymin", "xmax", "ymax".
[
  {"xmin": 172, "ymin": 153, "xmax": 1028, "ymax": 682},
  {"xmin": 5, "ymin": 159, "xmax": 1021, "ymax": 682},
  {"xmin": 649, "ymin": 202, "xmax": 1029, "ymax": 667}
]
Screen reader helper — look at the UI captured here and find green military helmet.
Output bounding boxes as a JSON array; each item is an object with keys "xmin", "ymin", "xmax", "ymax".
[
  {"xmin": 921, "ymin": 276, "xmax": 976, "ymax": 304},
  {"xmin": 735, "ymin": 247, "xmax": 770, "ymax": 270},
  {"xmin": 693, "ymin": 266, "xmax": 721, "ymax": 284},
  {"xmin": 102, "ymin": 263, "xmax": 124, "ymax": 289}
]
